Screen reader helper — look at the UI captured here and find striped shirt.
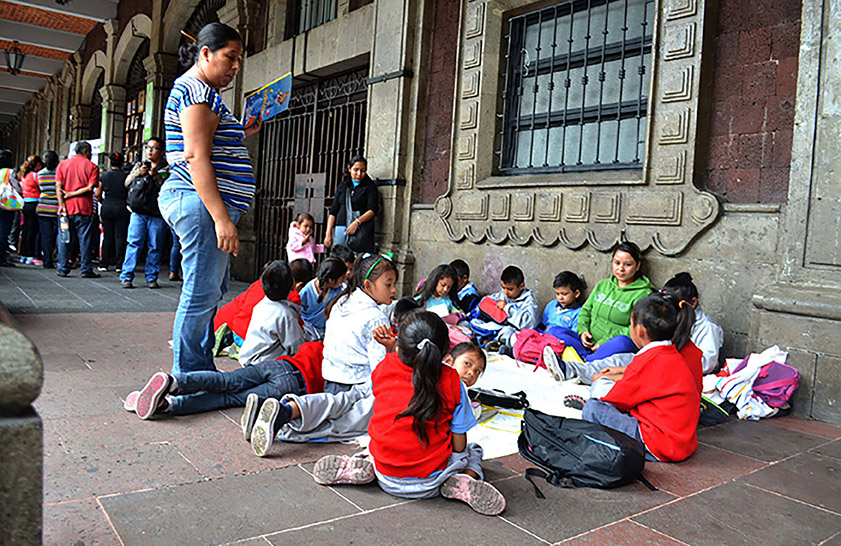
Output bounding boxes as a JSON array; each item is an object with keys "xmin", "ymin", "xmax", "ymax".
[
  {"xmin": 35, "ymin": 168, "xmax": 59, "ymax": 216},
  {"xmin": 164, "ymin": 76, "xmax": 255, "ymax": 211}
]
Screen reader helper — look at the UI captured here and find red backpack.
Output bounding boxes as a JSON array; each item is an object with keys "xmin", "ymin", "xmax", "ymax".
[{"xmin": 513, "ymin": 329, "xmax": 564, "ymax": 369}]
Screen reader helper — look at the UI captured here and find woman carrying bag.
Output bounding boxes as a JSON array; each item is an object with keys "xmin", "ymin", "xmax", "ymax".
[{"xmin": 323, "ymin": 155, "xmax": 377, "ymax": 254}]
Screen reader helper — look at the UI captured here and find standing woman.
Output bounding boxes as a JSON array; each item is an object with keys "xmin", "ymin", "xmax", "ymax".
[
  {"xmin": 19, "ymin": 154, "xmax": 43, "ymax": 264},
  {"xmin": 0, "ymin": 149, "xmax": 21, "ymax": 267},
  {"xmin": 96, "ymin": 152, "xmax": 130, "ymax": 271},
  {"xmin": 159, "ymin": 23, "xmax": 262, "ymax": 374},
  {"xmin": 323, "ymin": 155, "xmax": 378, "ymax": 254},
  {"xmin": 35, "ymin": 151, "xmax": 60, "ymax": 268}
]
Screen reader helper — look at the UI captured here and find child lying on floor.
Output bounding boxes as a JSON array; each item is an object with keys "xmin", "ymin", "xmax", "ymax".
[
  {"xmin": 581, "ymin": 292, "xmax": 701, "ymax": 462},
  {"xmin": 310, "ymin": 312, "xmax": 505, "ymax": 516}
]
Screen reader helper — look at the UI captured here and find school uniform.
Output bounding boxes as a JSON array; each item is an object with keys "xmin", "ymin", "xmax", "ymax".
[
  {"xmin": 585, "ymin": 341, "xmax": 700, "ymax": 462},
  {"xmin": 238, "ymin": 297, "xmax": 305, "ymax": 367},
  {"xmin": 486, "ymin": 288, "xmax": 539, "ymax": 346},
  {"xmin": 456, "ymin": 281, "xmax": 481, "ymax": 313},
  {"xmin": 692, "ymin": 307, "xmax": 724, "ymax": 374}
]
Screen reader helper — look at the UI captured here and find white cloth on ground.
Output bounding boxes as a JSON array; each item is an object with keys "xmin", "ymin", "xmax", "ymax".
[{"xmin": 703, "ymin": 345, "xmax": 787, "ymax": 420}]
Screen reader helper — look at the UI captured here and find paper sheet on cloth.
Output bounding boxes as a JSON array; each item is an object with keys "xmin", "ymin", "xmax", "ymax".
[{"xmin": 467, "ymin": 354, "xmax": 591, "ymax": 459}]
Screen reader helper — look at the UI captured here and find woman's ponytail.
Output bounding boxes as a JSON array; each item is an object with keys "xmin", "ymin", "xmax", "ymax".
[
  {"xmin": 178, "ymin": 22, "xmax": 242, "ymax": 70},
  {"xmin": 178, "ymin": 41, "xmax": 198, "ymax": 69},
  {"xmin": 395, "ymin": 312, "xmax": 450, "ymax": 446}
]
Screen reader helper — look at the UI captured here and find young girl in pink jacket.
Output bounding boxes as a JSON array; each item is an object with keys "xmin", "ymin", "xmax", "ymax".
[{"xmin": 286, "ymin": 212, "xmax": 324, "ymax": 264}]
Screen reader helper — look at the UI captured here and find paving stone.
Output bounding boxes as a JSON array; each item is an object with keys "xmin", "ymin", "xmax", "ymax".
[
  {"xmin": 765, "ymin": 416, "xmax": 841, "ymax": 440},
  {"xmin": 491, "ymin": 472, "xmax": 675, "ymax": 544},
  {"xmin": 495, "ymin": 452, "xmax": 533, "ymax": 476},
  {"xmin": 697, "ymin": 418, "xmax": 826, "ymax": 462},
  {"xmin": 742, "ymin": 452, "xmax": 841, "ymax": 513},
  {"xmin": 264, "ymin": 495, "xmax": 545, "ymax": 545},
  {"xmin": 100, "ymin": 466, "xmax": 360, "ymax": 546},
  {"xmin": 812, "ymin": 439, "xmax": 841, "ymax": 461},
  {"xmin": 642, "ymin": 442, "xmax": 767, "ymax": 497},
  {"xmin": 634, "ymin": 481, "xmax": 841, "ymax": 546},
  {"xmin": 43, "ymin": 499, "xmax": 122, "ymax": 546},
  {"xmin": 560, "ymin": 520, "xmax": 685, "ymax": 545}
]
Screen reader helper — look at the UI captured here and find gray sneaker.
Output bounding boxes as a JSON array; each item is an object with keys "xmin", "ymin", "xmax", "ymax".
[
  {"xmin": 441, "ymin": 474, "xmax": 506, "ymax": 516},
  {"xmin": 250, "ymin": 398, "xmax": 280, "ymax": 457},
  {"xmin": 147, "ymin": 279, "xmax": 160, "ymax": 289},
  {"xmin": 120, "ymin": 279, "xmax": 133, "ymax": 289},
  {"xmin": 313, "ymin": 455, "xmax": 375, "ymax": 485},
  {"xmin": 241, "ymin": 393, "xmax": 259, "ymax": 442}
]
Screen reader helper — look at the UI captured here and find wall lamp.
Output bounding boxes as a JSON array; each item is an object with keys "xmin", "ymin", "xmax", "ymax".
[{"xmin": 3, "ymin": 41, "xmax": 25, "ymax": 76}]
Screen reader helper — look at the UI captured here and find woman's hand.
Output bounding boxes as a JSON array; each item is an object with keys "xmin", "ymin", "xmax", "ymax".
[
  {"xmin": 323, "ymin": 233, "xmax": 333, "ymax": 248},
  {"xmin": 215, "ymin": 218, "xmax": 240, "ymax": 256},
  {"xmin": 244, "ymin": 117, "xmax": 263, "ymax": 138},
  {"xmin": 581, "ymin": 331, "xmax": 595, "ymax": 349},
  {"xmin": 345, "ymin": 219, "xmax": 359, "ymax": 235}
]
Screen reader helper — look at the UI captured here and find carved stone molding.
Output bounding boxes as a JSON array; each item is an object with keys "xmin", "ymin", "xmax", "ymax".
[{"xmin": 435, "ymin": 0, "xmax": 720, "ymax": 256}]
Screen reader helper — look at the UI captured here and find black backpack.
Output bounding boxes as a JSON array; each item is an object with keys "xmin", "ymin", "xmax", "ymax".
[
  {"xmin": 518, "ymin": 408, "xmax": 654, "ymax": 497},
  {"xmin": 127, "ymin": 174, "xmax": 161, "ymax": 216}
]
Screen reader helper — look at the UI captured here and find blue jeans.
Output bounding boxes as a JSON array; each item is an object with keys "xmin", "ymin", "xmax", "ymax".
[
  {"xmin": 582, "ymin": 398, "xmax": 659, "ymax": 461},
  {"xmin": 38, "ymin": 216, "xmax": 57, "ymax": 268},
  {"xmin": 0, "ymin": 209, "xmax": 14, "ymax": 265},
  {"xmin": 120, "ymin": 212, "xmax": 166, "ymax": 282},
  {"xmin": 169, "ymin": 226, "xmax": 181, "ymax": 274},
  {"xmin": 57, "ymin": 214, "xmax": 94, "ymax": 274},
  {"xmin": 169, "ymin": 359, "xmax": 305, "ymax": 415},
  {"xmin": 159, "ymin": 179, "xmax": 241, "ymax": 374},
  {"xmin": 547, "ymin": 327, "xmax": 637, "ymax": 362}
]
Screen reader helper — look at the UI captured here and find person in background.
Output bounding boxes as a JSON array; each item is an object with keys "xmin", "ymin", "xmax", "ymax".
[
  {"xmin": 450, "ymin": 259, "xmax": 481, "ymax": 313},
  {"xmin": 96, "ymin": 152, "xmax": 130, "ymax": 272},
  {"xmin": 19, "ymin": 155, "xmax": 43, "ymax": 265},
  {"xmin": 35, "ymin": 151, "xmax": 60, "ymax": 269},
  {"xmin": 55, "ymin": 141, "xmax": 101, "ymax": 278},
  {"xmin": 286, "ymin": 212, "xmax": 324, "ymax": 264},
  {"xmin": 323, "ymin": 155, "xmax": 378, "ymax": 254},
  {"xmin": 0, "ymin": 149, "xmax": 21, "ymax": 267}
]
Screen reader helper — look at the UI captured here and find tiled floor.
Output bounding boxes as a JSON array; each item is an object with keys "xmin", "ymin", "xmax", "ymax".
[{"xmin": 4, "ymin": 267, "xmax": 841, "ymax": 545}]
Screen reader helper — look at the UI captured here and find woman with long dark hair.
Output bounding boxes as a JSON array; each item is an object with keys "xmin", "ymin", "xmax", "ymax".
[
  {"xmin": 323, "ymin": 155, "xmax": 378, "ymax": 254},
  {"xmin": 158, "ymin": 23, "xmax": 262, "ymax": 374},
  {"xmin": 96, "ymin": 152, "xmax": 130, "ymax": 271}
]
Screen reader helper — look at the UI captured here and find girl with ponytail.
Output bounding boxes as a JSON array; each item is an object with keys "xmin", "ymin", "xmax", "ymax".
[
  {"xmin": 663, "ymin": 272, "xmax": 724, "ymax": 374},
  {"xmin": 299, "ymin": 257, "xmax": 348, "ymax": 339},
  {"xmin": 311, "ymin": 311, "xmax": 506, "ymax": 516}
]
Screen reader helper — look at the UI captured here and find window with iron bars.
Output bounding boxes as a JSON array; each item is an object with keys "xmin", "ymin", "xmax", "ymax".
[
  {"xmin": 498, "ymin": 0, "xmax": 654, "ymax": 175},
  {"xmin": 290, "ymin": 0, "xmax": 336, "ymax": 37}
]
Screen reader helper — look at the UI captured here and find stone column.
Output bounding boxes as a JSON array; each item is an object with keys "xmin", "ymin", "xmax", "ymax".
[
  {"xmin": 98, "ymin": 84, "xmax": 127, "ymax": 158},
  {"xmin": 365, "ymin": 0, "xmax": 424, "ymax": 295},
  {"xmin": 0, "ymin": 322, "xmax": 44, "ymax": 545},
  {"xmin": 750, "ymin": 0, "xmax": 841, "ymax": 423},
  {"xmin": 70, "ymin": 104, "xmax": 92, "ymax": 143},
  {"xmin": 142, "ymin": 52, "xmax": 179, "ymax": 141}
]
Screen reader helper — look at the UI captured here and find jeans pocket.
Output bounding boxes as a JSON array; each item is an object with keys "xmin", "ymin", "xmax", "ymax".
[{"xmin": 158, "ymin": 189, "xmax": 181, "ymax": 226}]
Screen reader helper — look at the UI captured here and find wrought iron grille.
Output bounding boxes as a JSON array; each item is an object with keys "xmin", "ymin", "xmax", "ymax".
[
  {"xmin": 89, "ymin": 71, "xmax": 104, "ymax": 139},
  {"xmin": 185, "ymin": 0, "xmax": 225, "ymax": 41},
  {"xmin": 255, "ymin": 68, "xmax": 368, "ymax": 273},
  {"xmin": 291, "ymin": 0, "xmax": 336, "ymax": 36},
  {"xmin": 499, "ymin": 0, "xmax": 653, "ymax": 174}
]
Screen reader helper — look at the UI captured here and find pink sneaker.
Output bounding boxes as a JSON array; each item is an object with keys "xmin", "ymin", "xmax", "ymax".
[
  {"xmin": 123, "ymin": 391, "xmax": 140, "ymax": 412},
  {"xmin": 441, "ymin": 474, "xmax": 506, "ymax": 516},
  {"xmin": 135, "ymin": 372, "xmax": 171, "ymax": 420},
  {"xmin": 30, "ymin": 258, "xmax": 43, "ymax": 266},
  {"xmin": 312, "ymin": 455, "xmax": 376, "ymax": 485}
]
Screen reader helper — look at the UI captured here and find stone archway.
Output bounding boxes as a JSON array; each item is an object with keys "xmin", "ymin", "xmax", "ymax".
[
  {"xmin": 113, "ymin": 14, "xmax": 153, "ymax": 86},
  {"xmin": 80, "ymin": 50, "xmax": 106, "ymax": 105}
]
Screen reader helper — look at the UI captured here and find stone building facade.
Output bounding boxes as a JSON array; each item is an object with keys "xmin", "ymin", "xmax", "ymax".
[{"xmin": 1, "ymin": 0, "xmax": 838, "ymax": 422}]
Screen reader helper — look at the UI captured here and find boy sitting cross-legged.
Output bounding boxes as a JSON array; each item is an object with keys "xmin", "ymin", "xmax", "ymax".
[
  {"xmin": 582, "ymin": 292, "xmax": 701, "ymax": 462},
  {"xmin": 470, "ymin": 265, "xmax": 539, "ymax": 354}
]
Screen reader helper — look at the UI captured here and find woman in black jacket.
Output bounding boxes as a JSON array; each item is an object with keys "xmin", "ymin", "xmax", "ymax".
[{"xmin": 323, "ymin": 155, "xmax": 378, "ymax": 254}]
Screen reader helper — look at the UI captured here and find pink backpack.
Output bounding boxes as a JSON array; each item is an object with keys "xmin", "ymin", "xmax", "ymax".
[
  {"xmin": 732, "ymin": 358, "xmax": 800, "ymax": 407},
  {"xmin": 513, "ymin": 329, "xmax": 564, "ymax": 369}
]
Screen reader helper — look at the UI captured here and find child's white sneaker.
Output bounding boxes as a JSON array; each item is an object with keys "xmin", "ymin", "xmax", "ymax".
[
  {"xmin": 543, "ymin": 346, "xmax": 565, "ymax": 381},
  {"xmin": 441, "ymin": 474, "xmax": 506, "ymax": 516},
  {"xmin": 312, "ymin": 454, "xmax": 375, "ymax": 485},
  {"xmin": 241, "ymin": 393, "xmax": 259, "ymax": 442},
  {"xmin": 250, "ymin": 398, "xmax": 279, "ymax": 457}
]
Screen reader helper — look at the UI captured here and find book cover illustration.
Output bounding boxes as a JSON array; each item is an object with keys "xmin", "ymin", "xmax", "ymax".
[{"xmin": 243, "ymin": 72, "xmax": 292, "ymax": 129}]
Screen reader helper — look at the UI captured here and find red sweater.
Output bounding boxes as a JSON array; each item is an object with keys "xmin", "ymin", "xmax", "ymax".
[
  {"xmin": 276, "ymin": 341, "xmax": 324, "ymax": 394},
  {"xmin": 368, "ymin": 353, "xmax": 463, "ymax": 478},
  {"xmin": 680, "ymin": 341, "xmax": 703, "ymax": 395},
  {"xmin": 214, "ymin": 282, "xmax": 303, "ymax": 338},
  {"xmin": 602, "ymin": 344, "xmax": 700, "ymax": 462}
]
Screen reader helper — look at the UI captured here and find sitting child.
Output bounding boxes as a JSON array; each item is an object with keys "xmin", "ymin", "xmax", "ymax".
[
  {"xmin": 581, "ymin": 293, "xmax": 701, "ymax": 462},
  {"xmin": 542, "ymin": 271, "xmax": 585, "ymax": 331},
  {"xmin": 447, "ymin": 342, "xmax": 486, "ymax": 388},
  {"xmin": 470, "ymin": 265, "xmax": 539, "ymax": 353},
  {"xmin": 415, "ymin": 264, "xmax": 461, "ymax": 318},
  {"xmin": 289, "ymin": 258, "xmax": 314, "ymax": 296},
  {"xmin": 128, "ymin": 341, "xmax": 325, "ymax": 421},
  {"xmin": 663, "ymin": 272, "xmax": 723, "ymax": 374},
  {"xmin": 299, "ymin": 258, "xmax": 348, "ymax": 339},
  {"xmin": 246, "ymin": 254, "xmax": 398, "ymax": 457},
  {"xmin": 450, "ymin": 259, "xmax": 481, "ymax": 313},
  {"xmin": 286, "ymin": 212, "xmax": 324, "ymax": 264},
  {"xmin": 329, "ymin": 244, "xmax": 356, "ymax": 283},
  {"xmin": 310, "ymin": 312, "xmax": 505, "ymax": 516},
  {"xmin": 238, "ymin": 260, "xmax": 305, "ymax": 367}
]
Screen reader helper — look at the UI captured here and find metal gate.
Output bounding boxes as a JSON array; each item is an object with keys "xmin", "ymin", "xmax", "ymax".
[{"xmin": 255, "ymin": 67, "xmax": 368, "ymax": 272}]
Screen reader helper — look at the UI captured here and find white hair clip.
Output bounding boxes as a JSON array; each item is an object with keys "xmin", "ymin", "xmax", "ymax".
[{"xmin": 417, "ymin": 338, "xmax": 433, "ymax": 351}]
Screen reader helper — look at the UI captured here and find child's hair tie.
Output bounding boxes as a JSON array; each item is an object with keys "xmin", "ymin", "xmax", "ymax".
[
  {"xmin": 180, "ymin": 30, "xmax": 197, "ymax": 42},
  {"xmin": 417, "ymin": 338, "xmax": 433, "ymax": 351},
  {"xmin": 678, "ymin": 300, "xmax": 688, "ymax": 309}
]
